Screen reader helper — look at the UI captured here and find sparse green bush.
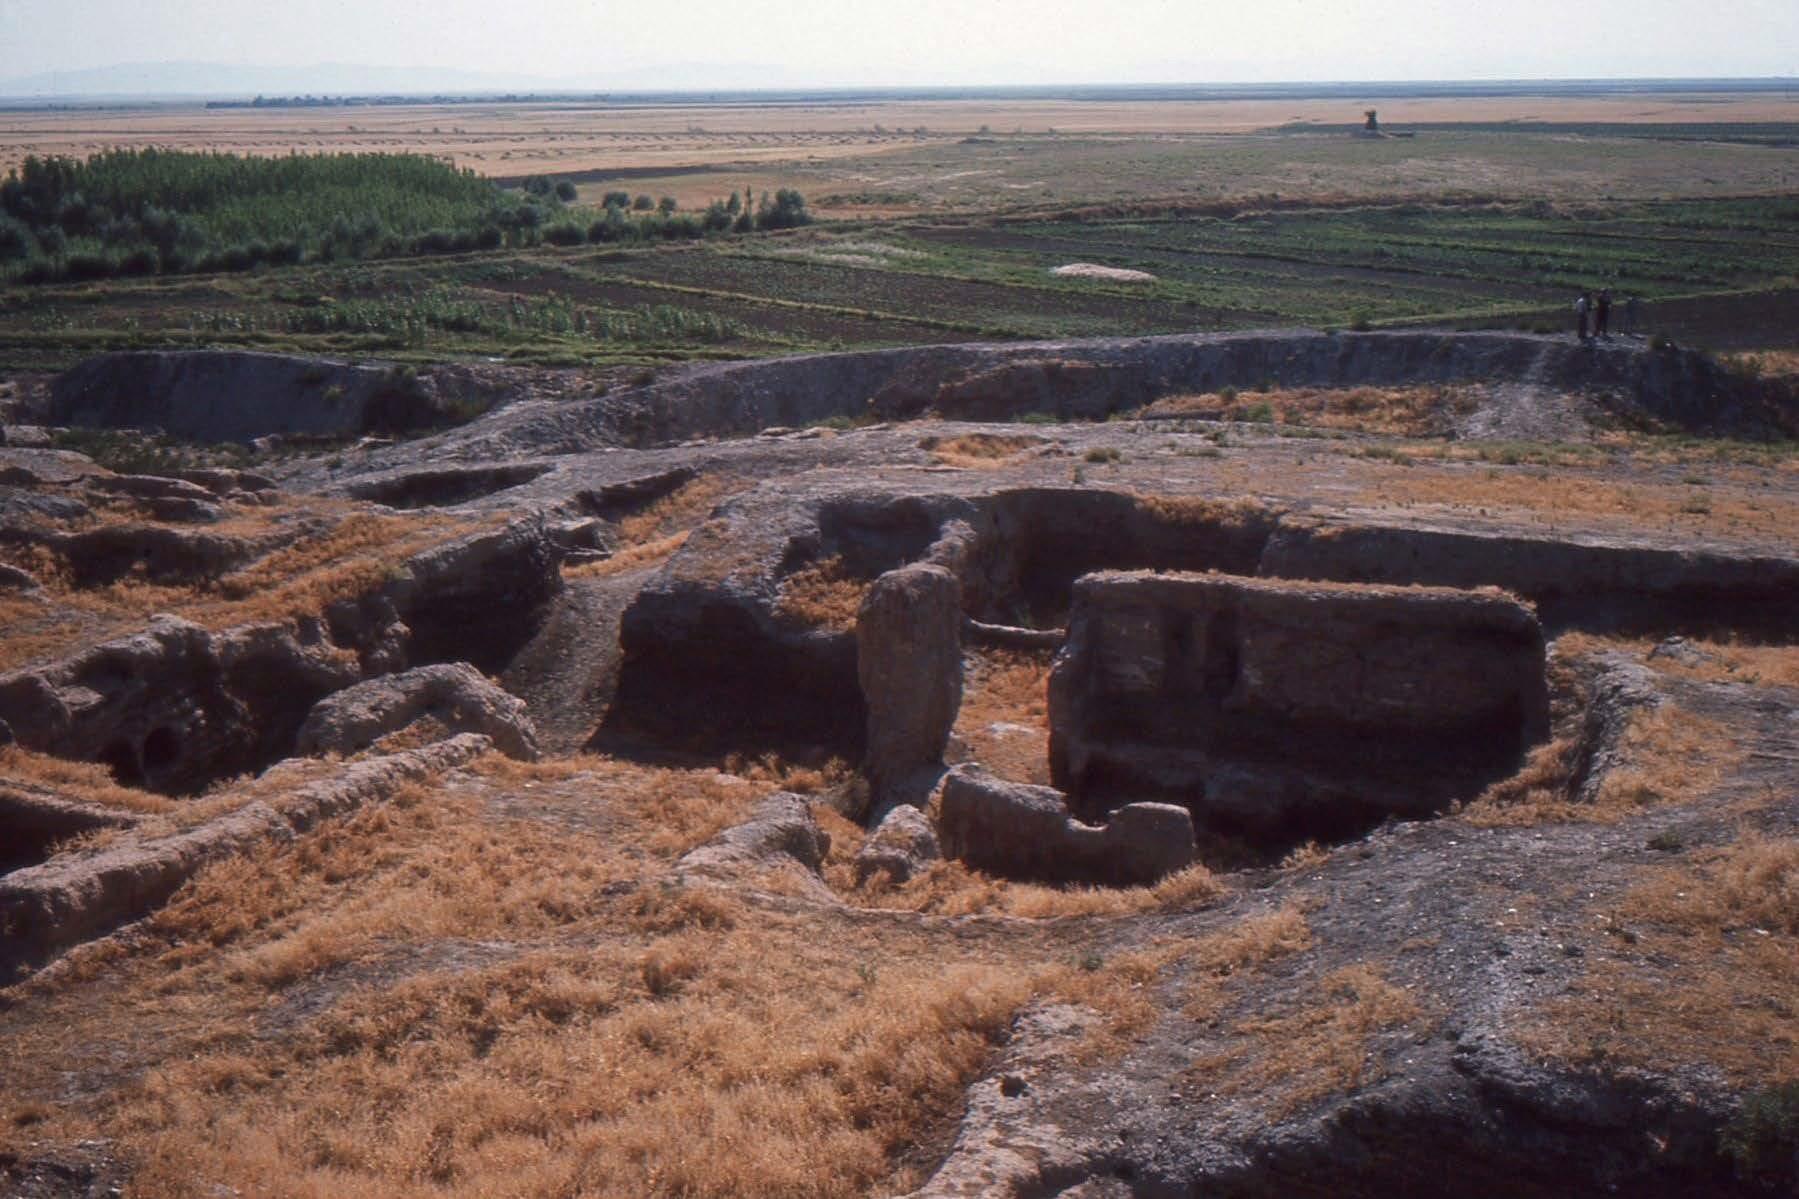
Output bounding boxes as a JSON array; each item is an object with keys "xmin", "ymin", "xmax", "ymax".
[{"xmin": 1721, "ymin": 1082, "xmax": 1799, "ymax": 1186}]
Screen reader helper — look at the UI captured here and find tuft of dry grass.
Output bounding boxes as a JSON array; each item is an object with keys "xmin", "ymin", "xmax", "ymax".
[
  {"xmin": 0, "ymin": 505, "xmax": 496, "ymax": 671},
  {"xmin": 1182, "ymin": 905, "xmax": 1315, "ymax": 1023},
  {"xmin": 563, "ymin": 530, "xmax": 689, "ymax": 579},
  {"xmin": 1194, "ymin": 962, "xmax": 1428, "ymax": 1117},
  {"xmin": 613, "ymin": 475, "xmax": 740, "ymax": 547},
  {"xmin": 1466, "ymin": 690, "xmax": 1739, "ymax": 827},
  {"xmin": 822, "ymin": 820, "xmax": 1225, "ymax": 919},
  {"xmin": 722, "ymin": 752, "xmax": 857, "ymax": 798},
  {"xmin": 1523, "ymin": 833, "xmax": 1798, "ymax": 1086},
  {"xmin": 0, "ymin": 746, "xmax": 177, "ymax": 816},
  {"xmin": 773, "ymin": 556, "xmax": 871, "ymax": 631},
  {"xmin": 1279, "ymin": 842, "xmax": 1331, "ymax": 871},
  {"xmin": 1643, "ymin": 640, "xmax": 1799, "ymax": 690},
  {"xmin": 953, "ymin": 646, "xmax": 1053, "ymax": 784},
  {"xmin": 1131, "ymin": 492, "xmax": 1270, "ymax": 529},
  {"xmin": 1353, "ymin": 460, "xmax": 1799, "ymax": 542},
  {"xmin": 1145, "ymin": 384, "xmax": 1478, "ymax": 436},
  {"xmin": 918, "ymin": 433, "xmax": 1045, "ymax": 469}
]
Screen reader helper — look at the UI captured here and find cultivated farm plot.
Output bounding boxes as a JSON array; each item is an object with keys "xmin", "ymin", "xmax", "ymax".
[{"xmin": 6, "ymin": 192, "xmax": 1799, "ymax": 371}]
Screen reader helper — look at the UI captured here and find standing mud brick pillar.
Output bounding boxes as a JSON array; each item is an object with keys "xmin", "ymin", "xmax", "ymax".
[
  {"xmin": 857, "ymin": 563, "xmax": 963, "ymax": 807},
  {"xmin": 1049, "ymin": 571, "xmax": 1549, "ymax": 848}
]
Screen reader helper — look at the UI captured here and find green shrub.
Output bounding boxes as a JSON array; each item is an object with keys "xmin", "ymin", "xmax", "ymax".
[{"xmin": 1721, "ymin": 1082, "xmax": 1799, "ymax": 1185}]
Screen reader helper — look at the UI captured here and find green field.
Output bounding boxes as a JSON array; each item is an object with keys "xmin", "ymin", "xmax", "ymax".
[
  {"xmin": 2, "ymin": 128, "xmax": 1797, "ymax": 372},
  {"xmin": 4, "ymin": 193, "xmax": 1796, "ymax": 371}
]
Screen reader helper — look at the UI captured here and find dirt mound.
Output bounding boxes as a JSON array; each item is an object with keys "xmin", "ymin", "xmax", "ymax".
[
  {"xmin": 1050, "ymin": 263, "xmax": 1157, "ymax": 283},
  {"xmin": 366, "ymin": 331, "xmax": 1784, "ymax": 464},
  {"xmin": 48, "ymin": 352, "xmax": 516, "ymax": 445}
]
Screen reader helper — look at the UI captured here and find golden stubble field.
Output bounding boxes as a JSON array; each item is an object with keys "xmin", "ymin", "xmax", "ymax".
[{"xmin": 5, "ymin": 92, "xmax": 1798, "ymax": 181}]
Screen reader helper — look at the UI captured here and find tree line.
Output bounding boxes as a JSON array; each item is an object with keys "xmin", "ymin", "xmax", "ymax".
[{"xmin": 0, "ymin": 149, "xmax": 810, "ymax": 284}]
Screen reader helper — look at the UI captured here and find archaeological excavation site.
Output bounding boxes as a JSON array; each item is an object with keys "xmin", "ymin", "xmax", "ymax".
[{"xmin": 1, "ymin": 331, "xmax": 1796, "ymax": 1197}]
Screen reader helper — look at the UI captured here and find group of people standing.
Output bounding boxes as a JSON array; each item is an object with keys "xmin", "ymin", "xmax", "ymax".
[{"xmin": 1574, "ymin": 288, "xmax": 1640, "ymax": 341}]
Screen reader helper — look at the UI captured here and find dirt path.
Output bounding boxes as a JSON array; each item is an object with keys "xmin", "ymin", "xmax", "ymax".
[{"xmin": 500, "ymin": 568, "xmax": 654, "ymax": 755}]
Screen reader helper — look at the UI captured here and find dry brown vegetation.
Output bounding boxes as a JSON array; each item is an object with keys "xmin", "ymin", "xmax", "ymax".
[
  {"xmin": 1644, "ymin": 639, "xmax": 1799, "ymax": 690},
  {"xmin": 563, "ymin": 530, "xmax": 689, "ymax": 580},
  {"xmin": 919, "ymin": 433, "xmax": 1046, "ymax": 469},
  {"xmin": 0, "ymin": 746, "xmax": 176, "ymax": 816},
  {"xmin": 0, "ymin": 746, "xmax": 1218, "ymax": 1197},
  {"xmin": 1130, "ymin": 492, "xmax": 1271, "ymax": 529},
  {"xmin": 814, "ymin": 803, "xmax": 1224, "ymax": 919},
  {"xmin": 1146, "ymin": 385, "xmax": 1480, "ymax": 436},
  {"xmin": 8, "ymin": 92, "xmax": 1797, "ymax": 187},
  {"xmin": 1201, "ymin": 964, "xmax": 1428, "ymax": 1117},
  {"xmin": 953, "ymin": 646, "xmax": 1053, "ymax": 785},
  {"xmin": 612, "ymin": 475, "xmax": 741, "ymax": 547},
  {"xmin": 1466, "ymin": 701, "xmax": 1737, "ymax": 827},
  {"xmin": 774, "ymin": 555, "xmax": 871, "ymax": 631},
  {"xmin": 1182, "ymin": 904, "xmax": 1316, "ymax": 1023},
  {"xmin": 0, "ymin": 506, "xmax": 496, "ymax": 671},
  {"xmin": 1350, "ymin": 458, "xmax": 1799, "ymax": 542},
  {"xmin": 1524, "ymin": 833, "xmax": 1799, "ymax": 1086}
]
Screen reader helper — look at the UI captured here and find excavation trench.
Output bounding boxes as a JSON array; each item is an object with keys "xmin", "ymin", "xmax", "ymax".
[
  {"xmin": 0, "ymin": 520, "xmax": 563, "ymax": 796},
  {"xmin": 604, "ymin": 486, "xmax": 1798, "ymax": 873}
]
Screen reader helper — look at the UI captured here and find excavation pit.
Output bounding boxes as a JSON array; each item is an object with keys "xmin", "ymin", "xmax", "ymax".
[{"xmin": 1049, "ymin": 571, "xmax": 1550, "ymax": 856}]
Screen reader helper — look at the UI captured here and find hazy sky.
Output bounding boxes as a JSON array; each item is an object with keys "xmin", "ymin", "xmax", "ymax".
[{"xmin": 3, "ymin": 0, "xmax": 1797, "ymax": 86}]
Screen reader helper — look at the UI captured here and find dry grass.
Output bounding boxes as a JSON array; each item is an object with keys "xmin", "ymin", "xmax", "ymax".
[
  {"xmin": 818, "ymin": 805, "xmax": 1225, "ymax": 919},
  {"xmin": 1182, "ymin": 904, "xmax": 1315, "ymax": 1023},
  {"xmin": 0, "ymin": 506, "xmax": 494, "ymax": 671},
  {"xmin": 1466, "ymin": 662, "xmax": 1740, "ymax": 827},
  {"xmin": 1523, "ymin": 833, "xmax": 1798, "ymax": 1086},
  {"xmin": 9, "ymin": 92, "xmax": 1796, "ymax": 183},
  {"xmin": 1146, "ymin": 385, "xmax": 1479, "ymax": 436},
  {"xmin": 918, "ymin": 433, "xmax": 1045, "ymax": 469},
  {"xmin": 1644, "ymin": 640, "xmax": 1799, "ymax": 690},
  {"xmin": 1131, "ymin": 492, "xmax": 1271, "ymax": 529},
  {"xmin": 0, "ymin": 744, "xmax": 1203, "ymax": 1198},
  {"xmin": 1193, "ymin": 961, "xmax": 1428, "ymax": 1117},
  {"xmin": 613, "ymin": 475, "xmax": 740, "ymax": 547},
  {"xmin": 0, "ymin": 746, "xmax": 176, "ymax": 816},
  {"xmin": 1726, "ymin": 349, "xmax": 1799, "ymax": 378},
  {"xmin": 953, "ymin": 646, "xmax": 1053, "ymax": 784},
  {"xmin": 1354, "ymin": 460, "xmax": 1799, "ymax": 542},
  {"xmin": 774, "ymin": 556, "xmax": 871, "ymax": 631},
  {"xmin": 466, "ymin": 752, "xmax": 763, "ymax": 859},
  {"xmin": 562, "ymin": 530, "xmax": 689, "ymax": 579}
]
